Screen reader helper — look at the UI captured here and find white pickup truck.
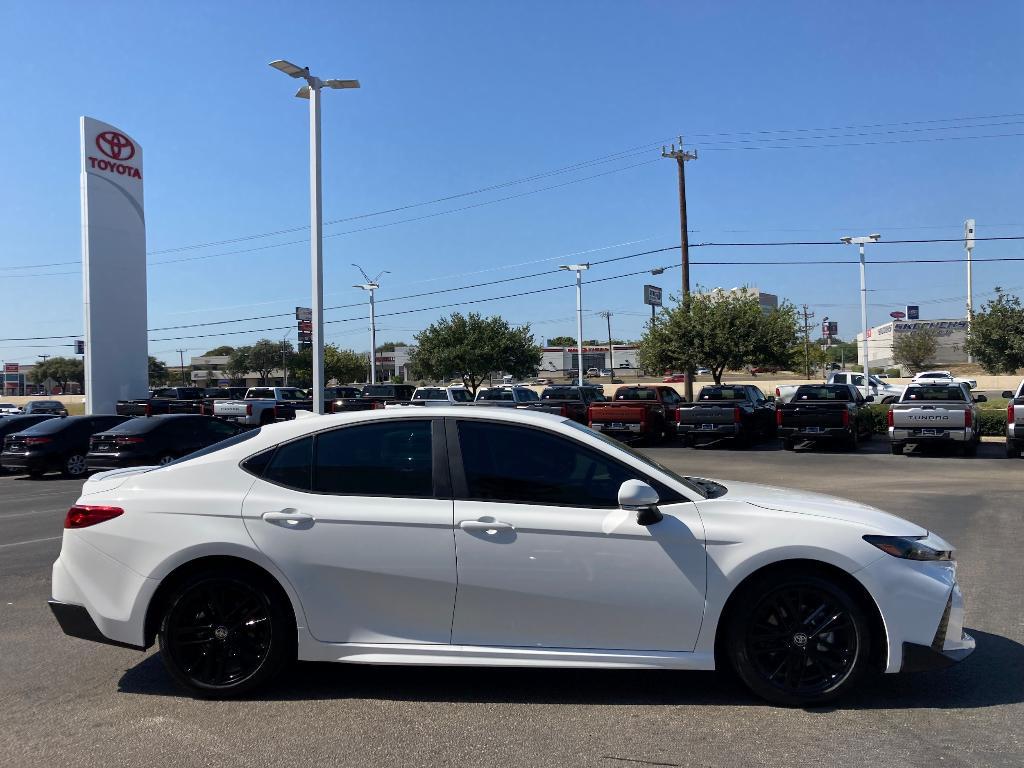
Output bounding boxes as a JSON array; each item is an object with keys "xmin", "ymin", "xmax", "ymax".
[
  {"xmin": 386, "ymin": 386, "xmax": 473, "ymax": 408},
  {"xmin": 776, "ymin": 371, "xmax": 905, "ymax": 405},
  {"xmin": 889, "ymin": 382, "xmax": 986, "ymax": 456},
  {"xmin": 213, "ymin": 387, "xmax": 312, "ymax": 426},
  {"xmin": 1001, "ymin": 379, "xmax": 1024, "ymax": 458}
]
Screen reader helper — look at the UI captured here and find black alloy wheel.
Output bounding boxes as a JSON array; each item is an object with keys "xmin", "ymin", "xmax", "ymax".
[
  {"xmin": 159, "ymin": 572, "xmax": 293, "ymax": 697},
  {"xmin": 728, "ymin": 574, "xmax": 870, "ymax": 706}
]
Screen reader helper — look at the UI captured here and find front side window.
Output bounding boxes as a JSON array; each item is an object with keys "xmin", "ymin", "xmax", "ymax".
[
  {"xmin": 314, "ymin": 420, "xmax": 433, "ymax": 497},
  {"xmin": 456, "ymin": 420, "xmax": 672, "ymax": 508}
]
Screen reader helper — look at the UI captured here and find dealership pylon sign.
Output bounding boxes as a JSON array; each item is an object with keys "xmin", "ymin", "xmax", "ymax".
[{"xmin": 80, "ymin": 117, "xmax": 148, "ymax": 414}]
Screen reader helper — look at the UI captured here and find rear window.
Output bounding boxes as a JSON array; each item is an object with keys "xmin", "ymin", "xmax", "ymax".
[
  {"xmin": 17, "ymin": 417, "xmax": 78, "ymax": 435},
  {"xmin": 168, "ymin": 427, "xmax": 263, "ymax": 467},
  {"xmin": 102, "ymin": 417, "xmax": 180, "ymax": 434},
  {"xmin": 698, "ymin": 387, "xmax": 747, "ymax": 400},
  {"xmin": 541, "ymin": 387, "xmax": 580, "ymax": 400},
  {"xmin": 616, "ymin": 388, "xmax": 657, "ymax": 401},
  {"xmin": 794, "ymin": 386, "xmax": 852, "ymax": 401},
  {"xmin": 905, "ymin": 386, "xmax": 968, "ymax": 402},
  {"xmin": 414, "ymin": 388, "xmax": 446, "ymax": 400},
  {"xmin": 247, "ymin": 389, "xmax": 276, "ymax": 399},
  {"xmin": 477, "ymin": 389, "xmax": 513, "ymax": 401}
]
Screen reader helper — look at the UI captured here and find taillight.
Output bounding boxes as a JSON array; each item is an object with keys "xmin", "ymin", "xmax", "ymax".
[
  {"xmin": 115, "ymin": 436, "xmax": 144, "ymax": 445},
  {"xmin": 842, "ymin": 409, "xmax": 850, "ymax": 427},
  {"xmin": 64, "ymin": 505, "xmax": 124, "ymax": 529},
  {"xmin": 887, "ymin": 410, "xmax": 894, "ymax": 427},
  {"xmin": 964, "ymin": 409, "xmax": 972, "ymax": 428},
  {"xmin": 775, "ymin": 387, "xmax": 781, "ymax": 397},
  {"xmin": 734, "ymin": 407, "xmax": 742, "ymax": 423},
  {"xmin": 144, "ymin": 404, "xmax": 152, "ymax": 417},
  {"xmin": 776, "ymin": 409, "xmax": 783, "ymax": 426},
  {"xmin": 24, "ymin": 437, "xmax": 52, "ymax": 445},
  {"xmin": 560, "ymin": 404, "xmax": 570, "ymax": 417},
  {"xmin": 245, "ymin": 403, "xmax": 253, "ymax": 416},
  {"xmin": 676, "ymin": 409, "xmax": 682, "ymax": 423},
  {"xmin": 1010, "ymin": 403, "xmax": 1015, "ymax": 422}
]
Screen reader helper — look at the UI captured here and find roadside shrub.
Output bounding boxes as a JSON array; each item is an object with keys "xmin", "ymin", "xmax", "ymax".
[
  {"xmin": 978, "ymin": 409, "xmax": 1007, "ymax": 437},
  {"xmin": 885, "ymin": 368, "xmax": 901, "ymax": 378},
  {"xmin": 862, "ymin": 404, "xmax": 890, "ymax": 434}
]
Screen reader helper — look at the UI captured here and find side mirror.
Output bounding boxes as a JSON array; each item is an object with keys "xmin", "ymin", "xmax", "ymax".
[
  {"xmin": 1002, "ymin": 390, "xmax": 1014, "ymax": 399},
  {"xmin": 974, "ymin": 395, "xmax": 987, "ymax": 403},
  {"xmin": 765, "ymin": 395, "xmax": 775, "ymax": 403},
  {"xmin": 864, "ymin": 395, "xmax": 874, "ymax": 403},
  {"xmin": 619, "ymin": 479, "xmax": 663, "ymax": 526}
]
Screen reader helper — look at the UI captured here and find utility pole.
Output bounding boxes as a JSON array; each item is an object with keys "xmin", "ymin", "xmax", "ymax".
[
  {"xmin": 176, "ymin": 349, "xmax": 187, "ymax": 385},
  {"xmin": 599, "ymin": 311, "xmax": 614, "ymax": 371},
  {"xmin": 841, "ymin": 234, "xmax": 881, "ymax": 395},
  {"xmin": 353, "ymin": 265, "xmax": 389, "ymax": 385},
  {"xmin": 662, "ymin": 136, "xmax": 698, "ymax": 401},
  {"xmin": 965, "ymin": 219, "xmax": 975, "ymax": 363},
  {"xmin": 560, "ymin": 264, "xmax": 590, "ymax": 386},
  {"xmin": 800, "ymin": 305, "xmax": 815, "ymax": 380}
]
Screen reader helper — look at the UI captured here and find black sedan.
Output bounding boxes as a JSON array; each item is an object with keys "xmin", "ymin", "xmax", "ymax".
[
  {"xmin": 0, "ymin": 415, "xmax": 58, "ymax": 472},
  {"xmin": 22, "ymin": 400, "xmax": 69, "ymax": 416},
  {"xmin": 86, "ymin": 414, "xmax": 245, "ymax": 470},
  {"xmin": 1, "ymin": 415, "xmax": 129, "ymax": 478}
]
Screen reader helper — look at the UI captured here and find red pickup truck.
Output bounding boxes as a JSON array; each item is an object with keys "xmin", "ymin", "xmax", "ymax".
[{"xmin": 587, "ymin": 385, "xmax": 685, "ymax": 442}]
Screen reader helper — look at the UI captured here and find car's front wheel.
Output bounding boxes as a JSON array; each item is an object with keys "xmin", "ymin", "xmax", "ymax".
[
  {"xmin": 158, "ymin": 569, "xmax": 294, "ymax": 698},
  {"xmin": 726, "ymin": 572, "xmax": 871, "ymax": 706},
  {"xmin": 62, "ymin": 453, "xmax": 88, "ymax": 477}
]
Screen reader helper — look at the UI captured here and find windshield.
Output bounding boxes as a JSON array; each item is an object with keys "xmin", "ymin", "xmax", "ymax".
[{"xmin": 562, "ymin": 419, "xmax": 709, "ymax": 499}]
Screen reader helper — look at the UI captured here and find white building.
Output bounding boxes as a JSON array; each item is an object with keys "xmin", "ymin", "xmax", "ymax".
[
  {"xmin": 855, "ymin": 319, "xmax": 969, "ymax": 370},
  {"xmin": 698, "ymin": 287, "xmax": 779, "ymax": 314},
  {"xmin": 539, "ymin": 345, "xmax": 641, "ymax": 374}
]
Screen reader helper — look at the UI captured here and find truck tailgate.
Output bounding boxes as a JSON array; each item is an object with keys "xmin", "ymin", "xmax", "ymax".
[
  {"xmin": 779, "ymin": 403, "xmax": 847, "ymax": 429},
  {"xmin": 213, "ymin": 401, "xmax": 250, "ymax": 417},
  {"xmin": 676, "ymin": 404, "xmax": 737, "ymax": 425},
  {"xmin": 588, "ymin": 404, "xmax": 648, "ymax": 431},
  {"xmin": 891, "ymin": 406, "xmax": 967, "ymax": 429}
]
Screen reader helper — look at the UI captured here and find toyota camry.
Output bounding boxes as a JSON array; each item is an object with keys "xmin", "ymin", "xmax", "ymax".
[{"xmin": 48, "ymin": 407, "xmax": 972, "ymax": 706}]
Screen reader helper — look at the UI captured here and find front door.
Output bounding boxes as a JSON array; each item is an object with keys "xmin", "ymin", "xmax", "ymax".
[
  {"xmin": 449, "ymin": 419, "xmax": 706, "ymax": 652},
  {"xmin": 242, "ymin": 418, "xmax": 456, "ymax": 644}
]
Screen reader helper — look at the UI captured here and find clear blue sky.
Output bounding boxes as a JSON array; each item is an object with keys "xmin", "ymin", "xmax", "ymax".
[{"xmin": 2, "ymin": 1, "xmax": 1022, "ymax": 365}]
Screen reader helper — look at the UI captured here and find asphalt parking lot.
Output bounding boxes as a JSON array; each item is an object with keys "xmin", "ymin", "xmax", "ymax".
[{"xmin": 2, "ymin": 442, "xmax": 1022, "ymax": 768}]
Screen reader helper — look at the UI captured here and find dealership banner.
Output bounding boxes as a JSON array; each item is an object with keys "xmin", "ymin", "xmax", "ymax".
[{"xmin": 80, "ymin": 117, "xmax": 149, "ymax": 414}]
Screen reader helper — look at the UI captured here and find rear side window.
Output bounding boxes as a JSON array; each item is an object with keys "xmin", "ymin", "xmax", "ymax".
[
  {"xmin": 262, "ymin": 437, "xmax": 314, "ymax": 490},
  {"xmin": 313, "ymin": 421, "xmax": 433, "ymax": 497}
]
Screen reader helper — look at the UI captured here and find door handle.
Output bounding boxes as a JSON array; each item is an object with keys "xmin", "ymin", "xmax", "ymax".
[
  {"xmin": 262, "ymin": 509, "xmax": 315, "ymax": 529},
  {"xmin": 459, "ymin": 519, "xmax": 514, "ymax": 533}
]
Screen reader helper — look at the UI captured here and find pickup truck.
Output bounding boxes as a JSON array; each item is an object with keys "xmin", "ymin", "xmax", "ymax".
[
  {"xmin": 675, "ymin": 385, "xmax": 775, "ymax": 447},
  {"xmin": 331, "ymin": 383, "xmax": 417, "ymax": 412},
  {"xmin": 776, "ymin": 384, "xmax": 874, "ymax": 451},
  {"xmin": 198, "ymin": 387, "xmax": 248, "ymax": 415},
  {"xmin": 587, "ymin": 385, "xmax": 684, "ymax": 442},
  {"xmin": 1001, "ymin": 380, "xmax": 1024, "ymax": 458},
  {"xmin": 213, "ymin": 387, "xmax": 313, "ymax": 426},
  {"xmin": 911, "ymin": 370, "xmax": 978, "ymax": 390},
  {"xmin": 776, "ymin": 372, "xmax": 905, "ymax": 405},
  {"xmin": 116, "ymin": 387, "xmax": 205, "ymax": 417},
  {"xmin": 889, "ymin": 383, "xmax": 986, "ymax": 456},
  {"xmin": 534, "ymin": 385, "xmax": 607, "ymax": 424},
  {"xmin": 391, "ymin": 386, "xmax": 473, "ymax": 406}
]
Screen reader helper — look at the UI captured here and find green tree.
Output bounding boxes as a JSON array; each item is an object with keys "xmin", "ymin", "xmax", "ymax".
[
  {"xmin": 227, "ymin": 346, "xmax": 251, "ymax": 383},
  {"xmin": 290, "ymin": 345, "xmax": 368, "ymax": 386},
  {"xmin": 892, "ymin": 328, "xmax": 939, "ymax": 373},
  {"xmin": 148, "ymin": 356, "xmax": 169, "ymax": 386},
  {"xmin": 411, "ymin": 312, "xmax": 541, "ymax": 395},
  {"xmin": 247, "ymin": 339, "xmax": 291, "ymax": 384},
  {"xmin": 964, "ymin": 289, "xmax": 1024, "ymax": 373},
  {"xmin": 30, "ymin": 356, "xmax": 84, "ymax": 394},
  {"xmin": 202, "ymin": 345, "xmax": 235, "ymax": 357},
  {"xmin": 637, "ymin": 288, "xmax": 799, "ymax": 385},
  {"xmin": 546, "ymin": 336, "xmax": 577, "ymax": 347}
]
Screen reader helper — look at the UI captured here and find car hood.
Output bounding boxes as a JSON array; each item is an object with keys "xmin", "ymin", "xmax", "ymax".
[{"xmin": 712, "ymin": 479, "xmax": 926, "ymax": 535}]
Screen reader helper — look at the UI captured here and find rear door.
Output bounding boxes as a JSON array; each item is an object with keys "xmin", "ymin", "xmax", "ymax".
[{"xmin": 242, "ymin": 417, "xmax": 457, "ymax": 644}]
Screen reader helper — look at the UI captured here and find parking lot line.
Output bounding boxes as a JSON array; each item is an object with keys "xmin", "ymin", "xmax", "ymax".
[{"xmin": 0, "ymin": 535, "xmax": 61, "ymax": 549}]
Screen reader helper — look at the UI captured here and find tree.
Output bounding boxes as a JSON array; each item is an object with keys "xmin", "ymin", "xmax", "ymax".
[
  {"xmin": 964, "ymin": 289, "xmax": 1024, "ymax": 373},
  {"xmin": 411, "ymin": 312, "xmax": 541, "ymax": 395},
  {"xmin": 202, "ymin": 345, "xmax": 235, "ymax": 357},
  {"xmin": 148, "ymin": 356, "xmax": 169, "ymax": 386},
  {"xmin": 375, "ymin": 341, "xmax": 407, "ymax": 353},
  {"xmin": 227, "ymin": 346, "xmax": 251, "ymax": 383},
  {"xmin": 248, "ymin": 339, "xmax": 291, "ymax": 384},
  {"xmin": 892, "ymin": 328, "xmax": 939, "ymax": 373},
  {"xmin": 30, "ymin": 356, "xmax": 84, "ymax": 394},
  {"xmin": 637, "ymin": 287, "xmax": 799, "ymax": 385},
  {"xmin": 546, "ymin": 336, "xmax": 577, "ymax": 347},
  {"xmin": 290, "ymin": 345, "xmax": 368, "ymax": 386}
]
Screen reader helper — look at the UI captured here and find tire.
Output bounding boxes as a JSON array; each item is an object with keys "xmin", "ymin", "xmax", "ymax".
[
  {"xmin": 726, "ymin": 571, "xmax": 871, "ymax": 707},
  {"xmin": 157, "ymin": 454, "xmax": 176, "ymax": 466},
  {"xmin": 963, "ymin": 441, "xmax": 977, "ymax": 458},
  {"xmin": 158, "ymin": 569, "xmax": 295, "ymax": 698},
  {"xmin": 890, "ymin": 442, "xmax": 903, "ymax": 456},
  {"xmin": 783, "ymin": 439, "xmax": 795, "ymax": 451},
  {"xmin": 846, "ymin": 429, "xmax": 859, "ymax": 452},
  {"xmin": 62, "ymin": 453, "xmax": 88, "ymax": 478},
  {"xmin": 1007, "ymin": 441, "xmax": 1022, "ymax": 459},
  {"xmin": 259, "ymin": 411, "xmax": 276, "ymax": 426}
]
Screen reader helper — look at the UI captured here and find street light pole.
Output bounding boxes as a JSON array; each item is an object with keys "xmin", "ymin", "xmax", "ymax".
[
  {"xmin": 560, "ymin": 264, "xmax": 590, "ymax": 386},
  {"xmin": 270, "ymin": 59, "xmax": 360, "ymax": 414},
  {"xmin": 965, "ymin": 219, "xmax": 976, "ymax": 363},
  {"xmin": 841, "ymin": 234, "xmax": 880, "ymax": 394},
  {"xmin": 353, "ymin": 265, "xmax": 388, "ymax": 386}
]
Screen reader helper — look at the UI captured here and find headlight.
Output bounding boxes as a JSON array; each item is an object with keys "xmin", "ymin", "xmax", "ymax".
[{"xmin": 863, "ymin": 533, "xmax": 954, "ymax": 561}]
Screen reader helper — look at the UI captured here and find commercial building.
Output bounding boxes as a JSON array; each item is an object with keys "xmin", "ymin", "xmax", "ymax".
[
  {"xmin": 855, "ymin": 318, "xmax": 969, "ymax": 370},
  {"xmin": 698, "ymin": 287, "xmax": 779, "ymax": 314},
  {"xmin": 539, "ymin": 345, "xmax": 641, "ymax": 374}
]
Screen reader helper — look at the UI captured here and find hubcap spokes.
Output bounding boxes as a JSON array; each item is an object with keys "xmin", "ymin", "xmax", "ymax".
[
  {"xmin": 747, "ymin": 586, "xmax": 857, "ymax": 695},
  {"xmin": 167, "ymin": 581, "xmax": 272, "ymax": 687}
]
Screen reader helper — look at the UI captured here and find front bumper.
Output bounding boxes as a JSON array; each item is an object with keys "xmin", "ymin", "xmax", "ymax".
[{"xmin": 890, "ymin": 427, "xmax": 973, "ymax": 443}]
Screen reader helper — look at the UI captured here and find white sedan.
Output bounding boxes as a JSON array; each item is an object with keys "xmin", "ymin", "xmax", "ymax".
[{"xmin": 49, "ymin": 408, "xmax": 973, "ymax": 705}]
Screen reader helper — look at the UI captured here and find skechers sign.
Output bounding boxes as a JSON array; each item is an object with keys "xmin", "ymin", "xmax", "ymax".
[{"xmin": 86, "ymin": 131, "xmax": 142, "ymax": 179}]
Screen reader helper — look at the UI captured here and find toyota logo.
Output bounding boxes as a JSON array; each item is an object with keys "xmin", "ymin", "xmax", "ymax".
[{"xmin": 95, "ymin": 131, "xmax": 136, "ymax": 161}]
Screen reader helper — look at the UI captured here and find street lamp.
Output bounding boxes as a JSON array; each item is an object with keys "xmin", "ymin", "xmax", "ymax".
[
  {"xmin": 840, "ymin": 233, "xmax": 881, "ymax": 393},
  {"xmin": 559, "ymin": 264, "xmax": 590, "ymax": 386},
  {"xmin": 353, "ymin": 264, "xmax": 388, "ymax": 385},
  {"xmin": 269, "ymin": 59, "xmax": 360, "ymax": 414}
]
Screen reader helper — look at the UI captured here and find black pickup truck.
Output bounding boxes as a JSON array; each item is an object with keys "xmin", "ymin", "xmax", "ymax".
[
  {"xmin": 776, "ymin": 384, "xmax": 874, "ymax": 451},
  {"xmin": 534, "ymin": 385, "xmax": 607, "ymax": 424},
  {"xmin": 116, "ymin": 387, "xmax": 205, "ymax": 417},
  {"xmin": 674, "ymin": 385, "xmax": 775, "ymax": 447},
  {"xmin": 330, "ymin": 383, "xmax": 416, "ymax": 412}
]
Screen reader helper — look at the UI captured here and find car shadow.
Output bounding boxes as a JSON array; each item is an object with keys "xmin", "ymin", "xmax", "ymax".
[{"xmin": 118, "ymin": 629, "xmax": 1023, "ymax": 710}]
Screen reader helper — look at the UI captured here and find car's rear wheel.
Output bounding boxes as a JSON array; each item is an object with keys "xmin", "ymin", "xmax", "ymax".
[
  {"xmin": 963, "ymin": 441, "xmax": 978, "ymax": 458},
  {"xmin": 157, "ymin": 454, "xmax": 176, "ymax": 466},
  {"xmin": 1007, "ymin": 441, "xmax": 1022, "ymax": 459},
  {"xmin": 158, "ymin": 570, "xmax": 294, "ymax": 698},
  {"xmin": 62, "ymin": 454, "xmax": 88, "ymax": 477},
  {"xmin": 727, "ymin": 572, "xmax": 870, "ymax": 706},
  {"xmin": 782, "ymin": 439, "xmax": 795, "ymax": 451},
  {"xmin": 890, "ymin": 442, "xmax": 903, "ymax": 456}
]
